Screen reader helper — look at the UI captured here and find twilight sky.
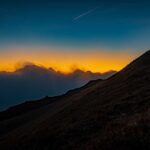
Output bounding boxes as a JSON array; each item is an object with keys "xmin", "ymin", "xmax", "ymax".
[{"xmin": 0, "ymin": 0, "xmax": 150, "ymax": 72}]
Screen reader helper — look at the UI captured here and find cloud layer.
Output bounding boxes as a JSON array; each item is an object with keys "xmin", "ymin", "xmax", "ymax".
[{"xmin": 0, "ymin": 64, "xmax": 116, "ymax": 110}]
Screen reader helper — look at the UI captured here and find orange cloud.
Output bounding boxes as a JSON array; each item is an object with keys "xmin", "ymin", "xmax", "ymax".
[{"xmin": 0, "ymin": 48, "xmax": 141, "ymax": 73}]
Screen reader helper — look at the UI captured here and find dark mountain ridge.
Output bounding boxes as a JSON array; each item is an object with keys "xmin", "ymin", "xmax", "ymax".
[{"xmin": 0, "ymin": 50, "xmax": 150, "ymax": 150}]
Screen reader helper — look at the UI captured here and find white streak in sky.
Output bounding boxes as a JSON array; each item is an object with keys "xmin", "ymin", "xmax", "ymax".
[{"xmin": 73, "ymin": 7, "xmax": 98, "ymax": 21}]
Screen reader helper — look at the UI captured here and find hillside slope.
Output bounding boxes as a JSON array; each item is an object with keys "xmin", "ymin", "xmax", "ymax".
[{"xmin": 0, "ymin": 51, "xmax": 150, "ymax": 150}]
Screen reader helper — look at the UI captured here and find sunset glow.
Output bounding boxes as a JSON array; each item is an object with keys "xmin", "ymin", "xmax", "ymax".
[{"xmin": 0, "ymin": 48, "xmax": 140, "ymax": 73}]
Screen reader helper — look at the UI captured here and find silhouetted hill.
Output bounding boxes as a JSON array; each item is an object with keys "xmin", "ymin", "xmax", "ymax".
[{"xmin": 0, "ymin": 51, "xmax": 150, "ymax": 150}]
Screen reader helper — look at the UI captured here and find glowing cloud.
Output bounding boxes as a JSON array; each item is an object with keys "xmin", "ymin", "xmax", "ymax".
[{"xmin": 0, "ymin": 47, "xmax": 140, "ymax": 73}]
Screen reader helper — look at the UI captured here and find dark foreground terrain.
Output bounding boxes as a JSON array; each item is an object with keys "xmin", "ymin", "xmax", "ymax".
[{"xmin": 0, "ymin": 51, "xmax": 150, "ymax": 150}]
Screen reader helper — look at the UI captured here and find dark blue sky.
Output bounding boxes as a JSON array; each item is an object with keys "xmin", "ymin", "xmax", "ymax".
[{"xmin": 0, "ymin": 0, "xmax": 150, "ymax": 50}]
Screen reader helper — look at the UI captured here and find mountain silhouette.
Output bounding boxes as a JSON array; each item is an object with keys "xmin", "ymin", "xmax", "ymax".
[{"xmin": 0, "ymin": 50, "xmax": 150, "ymax": 150}]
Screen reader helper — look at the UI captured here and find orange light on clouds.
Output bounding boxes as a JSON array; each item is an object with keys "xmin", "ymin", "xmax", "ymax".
[{"xmin": 0, "ymin": 48, "xmax": 141, "ymax": 73}]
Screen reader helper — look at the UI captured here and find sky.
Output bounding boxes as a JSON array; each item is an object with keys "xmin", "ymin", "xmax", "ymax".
[
  {"xmin": 1, "ymin": 0, "xmax": 150, "ymax": 109},
  {"xmin": 0, "ymin": 0, "xmax": 150, "ymax": 73}
]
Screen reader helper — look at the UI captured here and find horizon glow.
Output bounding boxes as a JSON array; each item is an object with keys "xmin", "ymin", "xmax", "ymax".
[{"xmin": 0, "ymin": 48, "xmax": 141, "ymax": 73}]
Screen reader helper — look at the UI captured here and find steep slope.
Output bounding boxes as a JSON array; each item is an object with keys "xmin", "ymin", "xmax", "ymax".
[{"xmin": 0, "ymin": 51, "xmax": 150, "ymax": 150}]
